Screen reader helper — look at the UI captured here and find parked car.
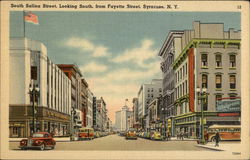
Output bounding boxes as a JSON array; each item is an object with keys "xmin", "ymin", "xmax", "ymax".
[
  {"xmin": 94, "ymin": 131, "xmax": 100, "ymax": 138},
  {"xmin": 143, "ymin": 132, "xmax": 151, "ymax": 139},
  {"xmin": 150, "ymin": 131, "xmax": 163, "ymax": 140},
  {"xmin": 125, "ymin": 130, "xmax": 137, "ymax": 140},
  {"xmin": 19, "ymin": 132, "xmax": 56, "ymax": 150},
  {"xmin": 119, "ymin": 131, "xmax": 126, "ymax": 136}
]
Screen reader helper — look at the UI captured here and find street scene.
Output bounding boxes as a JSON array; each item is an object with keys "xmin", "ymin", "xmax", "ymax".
[{"xmin": 8, "ymin": 11, "xmax": 241, "ymax": 154}]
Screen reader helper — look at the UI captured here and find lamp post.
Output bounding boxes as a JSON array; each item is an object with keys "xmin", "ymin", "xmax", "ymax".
[
  {"xmin": 29, "ymin": 81, "xmax": 40, "ymax": 134},
  {"xmin": 196, "ymin": 87, "xmax": 207, "ymax": 144}
]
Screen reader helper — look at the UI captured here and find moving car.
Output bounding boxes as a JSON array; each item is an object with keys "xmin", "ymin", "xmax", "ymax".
[
  {"xmin": 125, "ymin": 130, "xmax": 137, "ymax": 140},
  {"xmin": 19, "ymin": 132, "xmax": 56, "ymax": 150}
]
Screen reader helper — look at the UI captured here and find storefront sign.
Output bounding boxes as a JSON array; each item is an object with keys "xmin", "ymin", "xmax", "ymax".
[{"xmin": 216, "ymin": 98, "xmax": 241, "ymax": 112}]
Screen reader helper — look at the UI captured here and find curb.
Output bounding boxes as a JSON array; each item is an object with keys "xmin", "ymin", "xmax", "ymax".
[{"xmin": 196, "ymin": 144, "xmax": 224, "ymax": 151}]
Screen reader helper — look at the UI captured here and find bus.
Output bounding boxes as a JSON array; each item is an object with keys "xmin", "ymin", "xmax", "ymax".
[
  {"xmin": 206, "ymin": 125, "xmax": 240, "ymax": 141},
  {"xmin": 78, "ymin": 127, "xmax": 94, "ymax": 140}
]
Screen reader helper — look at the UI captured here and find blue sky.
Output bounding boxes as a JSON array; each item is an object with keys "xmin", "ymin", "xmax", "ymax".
[{"xmin": 10, "ymin": 11, "xmax": 240, "ymax": 121}]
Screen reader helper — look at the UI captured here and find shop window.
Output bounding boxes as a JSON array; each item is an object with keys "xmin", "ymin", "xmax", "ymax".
[
  {"xmin": 215, "ymin": 75, "xmax": 222, "ymax": 89},
  {"xmin": 230, "ymin": 75, "xmax": 236, "ymax": 89},
  {"xmin": 201, "ymin": 54, "xmax": 208, "ymax": 67},
  {"xmin": 202, "ymin": 74, "xmax": 208, "ymax": 88},
  {"xmin": 229, "ymin": 55, "xmax": 236, "ymax": 67},
  {"xmin": 13, "ymin": 127, "xmax": 18, "ymax": 135},
  {"xmin": 215, "ymin": 54, "xmax": 222, "ymax": 67}
]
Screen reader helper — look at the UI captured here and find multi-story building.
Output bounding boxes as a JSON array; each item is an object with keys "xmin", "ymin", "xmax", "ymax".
[
  {"xmin": 115, "ymin": 106, "xmax": 133, "ymax": 132},
  {"xmin": 87, "ymin": 88, "xmax": 93, "ymax": 128},
  {"xmin": 158, "ymin": 31, "xmax": 184, "ymax": 136},
  {"xmin": 57, "ymin": 64, "xmax": 84, "ymax": 128},
  {"xmin": 137, "ymin": 79, "xmax": 163, "ymax": 130},
  {"xmin": 92, "ymin": 97, "xmax": 98, "ymax": 130},
  {"xmin": 81, "ymin": 78, "xmax": 88, "ymax": 127},
  {"xmin": 132, "ymin": 98, "xmax": 139, "ymax": 129},
  {"xmin": 148, "ymin": 98, "xmax": 162, "ymax": 132},
  {"xmin": 96, "ymin": 97, "xmax": 107, "ymax": 131},
  {"xmin": 115, "ymin": 110, "xmax": 121, "ymax": 131},
  {"xmin": 9, "ymin": 38, "xmax": 71, "ymax": 138},
  {"xmin": 166, "ymin": 21, "xmax": 241, "ymax": 138}
]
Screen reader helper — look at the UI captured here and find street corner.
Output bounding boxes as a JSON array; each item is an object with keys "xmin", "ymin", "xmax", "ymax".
[{"xmin": 195, "ymin": 144, "xmax": 224, "ymax": 151}]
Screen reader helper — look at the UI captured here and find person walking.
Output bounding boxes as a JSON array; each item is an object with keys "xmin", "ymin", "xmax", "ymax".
[
  {"xmin": 215, "ymin": 130, "xmax": 220, "ymax": 147},
  {"xmin": 180, "ymin": 131, "xmax": 184, "ymax": 140}
]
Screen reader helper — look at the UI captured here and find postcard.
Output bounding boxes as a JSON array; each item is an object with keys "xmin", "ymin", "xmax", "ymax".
[{"xmin": 0, "ymin": 0, "xmax": 249, "ymax": 159}]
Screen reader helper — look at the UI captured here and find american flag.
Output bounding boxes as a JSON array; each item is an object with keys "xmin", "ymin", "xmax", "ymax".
[{"xmin": 24, "ymin": 12, "xmax": 39, "ymax": 25}]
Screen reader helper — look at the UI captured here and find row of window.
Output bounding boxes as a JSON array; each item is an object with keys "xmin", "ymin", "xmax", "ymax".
[
  {"xmin": 201, "ymin": 54, "xmax": 236, "ymax": 68},
  {"xmin": 147, "ymin": 88, "xmax": 162, "ymax": 92},
  {"xmin": 202, "ymin": 74, "xmax": 236, "ymax": 89},
  {"xmin": 175, "ymin": 63, "xmax": 188, "ymax": 84},
  {"xmin": 175, "ymin": 80, "xmax": 188, "ymax": 100}
]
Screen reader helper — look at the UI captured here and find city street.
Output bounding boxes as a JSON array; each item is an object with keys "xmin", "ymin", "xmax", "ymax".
[{"xmin": 10, "ymin": 134, "xmax": 208, "ymax": 151}]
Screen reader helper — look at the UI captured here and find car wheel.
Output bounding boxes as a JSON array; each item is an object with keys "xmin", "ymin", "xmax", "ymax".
[
  {"xmin": 51, "ymin": 146, "xmax": 55, "ymax": 150},
  {"xmin": 40, "ymin": 143, "xmax": 45, "ymax": 151},
  {"xmin": 211, "ymin": 136, "xmax": 216, "ymax": 142}
]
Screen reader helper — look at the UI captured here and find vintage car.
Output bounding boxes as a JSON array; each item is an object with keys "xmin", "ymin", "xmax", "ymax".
[
  {"xmin": 150, "ymin": 131, "xmax": 163, "ymax": 140},
  {"xmin": 125, "ymin": 130, "xmax": 137, "ymax": 140},
  {"xmin": 19, "ymin": 132, "xmax": 56, "ymax": 150}
]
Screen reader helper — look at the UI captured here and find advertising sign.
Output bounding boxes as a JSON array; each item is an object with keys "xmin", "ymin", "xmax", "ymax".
[{"xmin": 216, "ymin": 98, "xmax": 241, "ymax": 112}]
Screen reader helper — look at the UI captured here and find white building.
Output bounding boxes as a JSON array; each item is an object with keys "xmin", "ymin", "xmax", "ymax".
[
  {"xmin": 87, "ymin": 88, "xmax": 93, "ymax": 128},
  {"xmin": 138, "ymin": 79, "xmax": 163, "ymax": 130},
  {"xmin": 9, "ymin": 38, "xmax": 71, "ymax": 138},
  {"xmin": 115, "ymin": 106, "xmax": 133, "ymax": 131}
]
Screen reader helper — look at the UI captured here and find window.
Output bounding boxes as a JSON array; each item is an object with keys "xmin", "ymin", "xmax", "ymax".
[
  {"xmin": 216, "ymin": 54, "xmax": 222, "ymax": 67},
  {"xmin": 216, "ymin": 75, "xmax": 222, "ymax": 88},
  {"xmin": 230, "ymin": 75, "xmax": 236, "ymax": 89},
  {"xmin": 148, "ymin": 94, "xmax": 150, "ymax": 98},
  {"xmin": 180, "ymin": 68, "xmax": 182, "ymax": 80},
  {"xmin": 201, "ymin": 54, "xmax": 208, "ymax": 67},
  {"xmin": 185, "ymin": 63, "xmax": 188, "ymax": 76},
  {"xmin": 13, "ymin": 127, "xmax": 18, "ymax": 135},
  {"xmin": 202, "ymin": 74, "xmax": 208, "ymax": 88},
  {"xmin": 159, "ymin": 88, "xmax": 162, "ymax": 92},
  {"xmin": 230, "ymin": 55, "xmax": 236, "ymax": 67}
]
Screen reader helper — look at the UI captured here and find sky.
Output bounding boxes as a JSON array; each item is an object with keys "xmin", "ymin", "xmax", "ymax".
[{"xmin": 10, "ymin": 11, "xmax": 240, "ymax": 122}]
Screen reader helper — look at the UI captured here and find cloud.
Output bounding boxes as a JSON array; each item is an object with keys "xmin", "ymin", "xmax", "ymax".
[
  {"xmin": 111, "ymin": 39, "xmax": 158, "ymax": 68},
  {"xmin": 80, "ymin": 62, "xmax": 108, "ymax": 74},
  {"xmin": 66, "ymin": 37, "xmax": 94, "ymax": 51},
  {"xmin": 64, "ymin": 37, "xmax": 110, "ymax": 57}
]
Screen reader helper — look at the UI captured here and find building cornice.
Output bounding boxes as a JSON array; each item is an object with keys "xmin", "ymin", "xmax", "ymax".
[
  {"xmin": 172, "ymin": 39, "xmax": 241, "ymax": 70},
  {"xmin": 158, "ymin": 31, "xmax": 184, "ymax": 57}
]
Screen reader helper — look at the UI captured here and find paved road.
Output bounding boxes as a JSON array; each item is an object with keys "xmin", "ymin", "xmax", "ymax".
[{"xmin": 10, "ymin": 134, "xmax": 207, "ymax": 151}]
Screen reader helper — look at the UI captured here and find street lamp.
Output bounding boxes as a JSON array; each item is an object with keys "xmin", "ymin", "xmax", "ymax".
[
  {"xmin": 29, "ymin": 81, "xmax": 40, "ymax": 134},
  {"xmin": 196, "ymin": 87, "xmax": 207, "ymax": 144}
]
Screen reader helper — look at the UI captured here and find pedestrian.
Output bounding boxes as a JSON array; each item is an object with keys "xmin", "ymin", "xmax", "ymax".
[
  {"xmin": 168, "ymin": 132, "xmax": 171, "ymax": 141},
  {"xmin": 214, "ymin": 130, "xmax": 220, "ymax": 147},
  {"xmin": 180, "ymin": 131, "xmax": 184, "ymax": 140}
]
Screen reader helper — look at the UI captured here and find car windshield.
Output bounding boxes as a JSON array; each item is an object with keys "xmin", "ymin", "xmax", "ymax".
[{"xmin": 32, "ymin": 133, "xmax": 44, "ymax": 138}]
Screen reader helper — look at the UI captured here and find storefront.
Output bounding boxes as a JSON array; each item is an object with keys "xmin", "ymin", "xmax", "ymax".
[{"xmin": 9, "ymin": 105, "xmax": 70, "ymax": 138}]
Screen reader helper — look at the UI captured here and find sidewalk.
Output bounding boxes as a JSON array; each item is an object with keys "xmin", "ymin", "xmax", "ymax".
[
  {"xmin": 170, "ymin": 137, "xmax": 197, "ymax": 141},
  {"xmin": 196, "ymin": 142, "xmax": 241, "ymax": 153},
  {"xmin": 9, "ymin": 137, "xmax": 70, "ymax": 142}
]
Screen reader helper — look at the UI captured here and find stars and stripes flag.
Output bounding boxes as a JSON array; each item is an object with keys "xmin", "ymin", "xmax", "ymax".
[{"xmin": 24, "ymin": 11, "xmax": 39, "ymax": 25}]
